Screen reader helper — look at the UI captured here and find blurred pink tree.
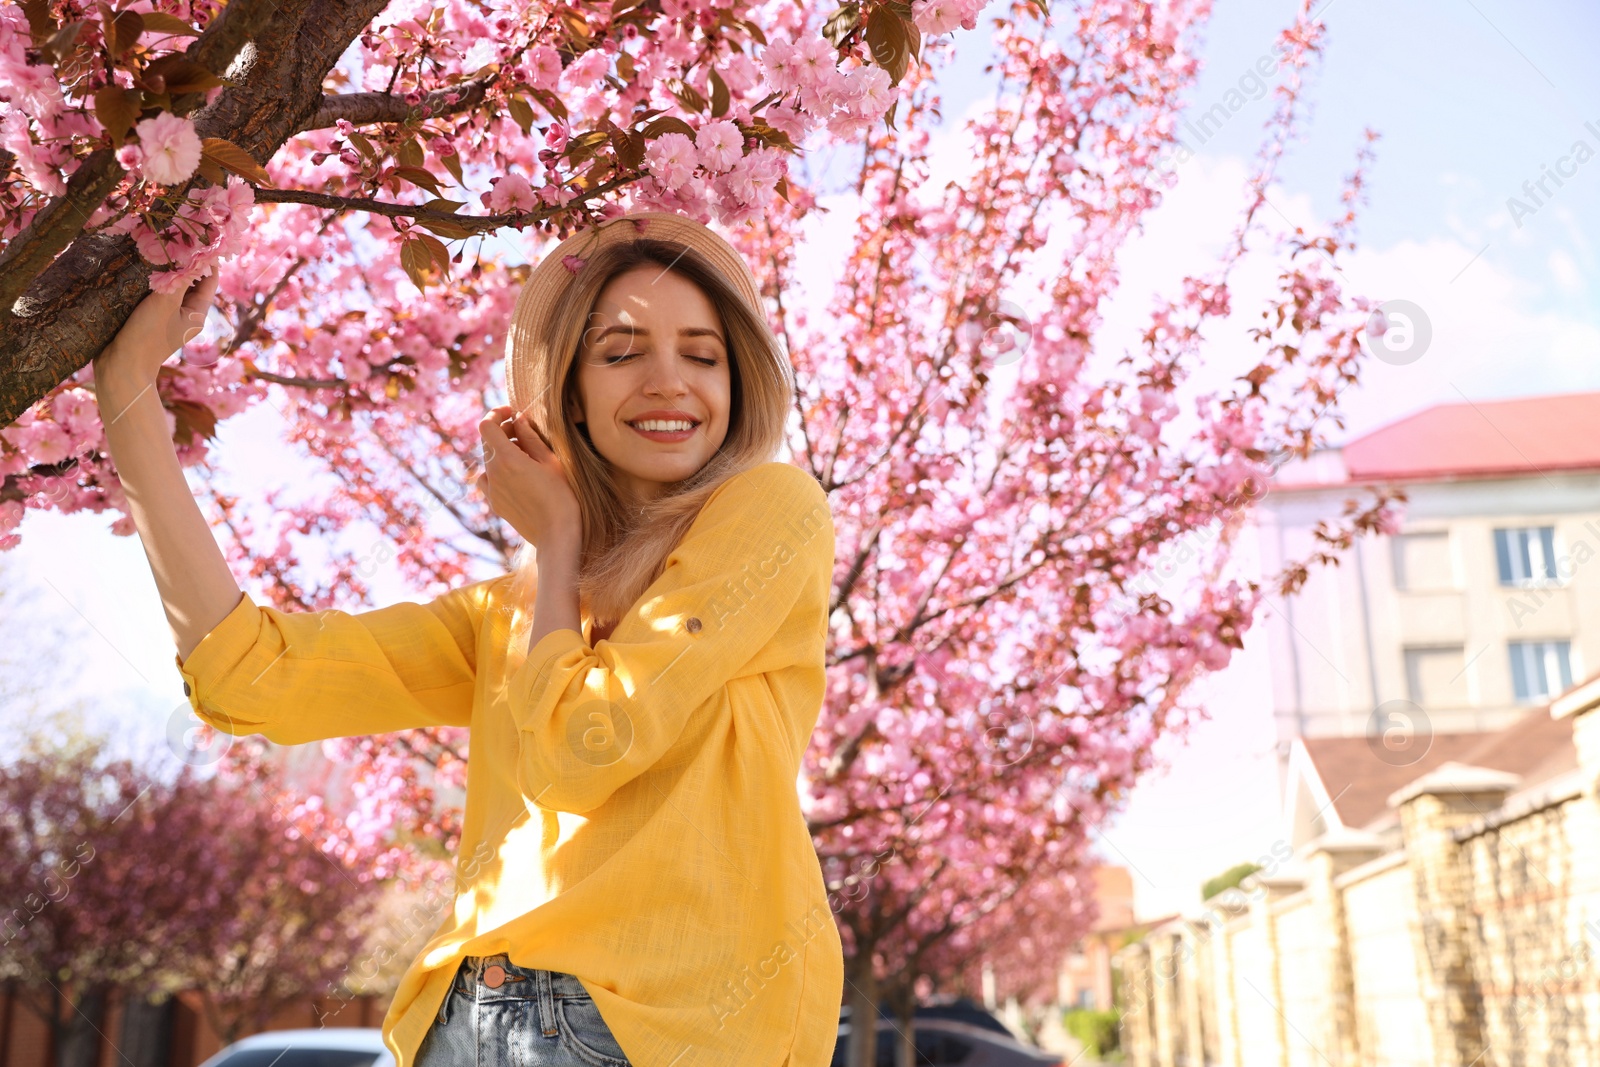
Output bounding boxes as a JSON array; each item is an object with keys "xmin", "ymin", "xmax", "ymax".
[{"xmin": 0, "ymin": 727, "xmax": 385, "ymax": 1064}]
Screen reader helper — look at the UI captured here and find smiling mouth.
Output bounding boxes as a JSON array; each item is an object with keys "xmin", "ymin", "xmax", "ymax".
[{"xmin": 626, "ymin": 420, "xmax": 701, "ymax": 432}]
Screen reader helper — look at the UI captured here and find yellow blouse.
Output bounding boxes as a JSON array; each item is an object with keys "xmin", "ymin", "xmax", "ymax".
[{"xmin": 176, "ymin": 461, "xmax": 844, "ymax": 1067}]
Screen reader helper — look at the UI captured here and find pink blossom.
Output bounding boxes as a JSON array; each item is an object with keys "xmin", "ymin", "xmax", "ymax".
[
  {"xmin": 844, "ymin": 65, "xmax": 893, "ymax": 116},
  {"xmin": 645, "ymin": 132, "xmax": 697, "ymax": 190},
  {"xmin": 19, "ymin": 420, "xmax": 71, "ymax": 465},
  {"xmin": 525, "ymin": 45, "xmax": 562, "ymax": 89},
  {"xmin": 792, "ymin": 34, "xmax": 838, "ymax": 86},
  {"xmin": 488, "ymin": 172, "xmax": 537, "ymax": 213},
  {"xmin": 912, "ymin": 0, "xmax": 966, "ymax": 35},
  {"xmin": 130, "ymin": 112, "xmax": 203, "ymax": 186},
  {"xmin": 694, "ymin": 119, "xmax": 742, "ymax": 173},
  {"xmin": 762, "ymin": 104, "xmax": 813, "ymax": 144},
  {"xmin": 0, "ymin": 109, "xmax": 65, "ymax": 196},
  {"xmin": 761, "ymin": 38, "xmax": 803, "ymax": 93}
]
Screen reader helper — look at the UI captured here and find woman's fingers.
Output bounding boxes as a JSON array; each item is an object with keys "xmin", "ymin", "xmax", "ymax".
[{"xmin": 179, "ymin": 272, "xmax": 219, "ymax": 343}]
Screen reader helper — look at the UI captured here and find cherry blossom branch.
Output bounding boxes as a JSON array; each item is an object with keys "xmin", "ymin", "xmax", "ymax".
[
  {"xmin": 251, "ymin": 173, "xmax": 634, "ymax": 232},
  {"xmin": 296, "ymin": 80, "xmax": 498, "ymax": 134}
]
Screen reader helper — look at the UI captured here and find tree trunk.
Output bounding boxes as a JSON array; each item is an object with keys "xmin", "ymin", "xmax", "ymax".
[
  {"xmin": 846, "ymin": 955, "xmax": 878, "ymax": 1067},
  {"xmin": 0, "ymin": 0, "xmax": 385, "ymax": 427},
  {"xmin": 892, "ymin": 983, "xmax": 917, "ymax": 1067},
  {"xmin": 55, "ymin": 982, "xmax": 108, "ymax": 1067},
  {"xmin": 117, "ymin": 989, "xmax": 174, "ymax": 1067}
]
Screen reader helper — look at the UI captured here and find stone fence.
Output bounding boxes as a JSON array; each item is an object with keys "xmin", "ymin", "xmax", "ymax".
[{"xmin": 1115, "ymin": 681, "xmax": 1600, "ymax": 1067}]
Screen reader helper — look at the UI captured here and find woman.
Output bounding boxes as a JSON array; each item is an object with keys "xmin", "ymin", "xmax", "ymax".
[{"xmin": 95, "ymin": 210, "xmax": 844, "ymax": 1067}]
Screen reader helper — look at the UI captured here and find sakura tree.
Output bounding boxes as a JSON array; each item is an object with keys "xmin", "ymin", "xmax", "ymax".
[
  {"xmin": 0, "ymin": 724, "xmax": 387, "ymax": 1065},
  {"xmin": 783, "ymin": 0, "xmax": 1396, "ymax": 1061}
]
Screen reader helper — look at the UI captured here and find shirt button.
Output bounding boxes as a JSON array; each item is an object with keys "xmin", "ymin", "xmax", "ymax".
[
  {"xmin": 686, "ymin": 617, "xmax": 702, "ymax": 633},
  {"xmin": 183, "ymin": 681, "xmax": 191, "ymax": 697},
  {"xmin": 483, "ymin": 965, "xmax": 507, "ymax": 988}
]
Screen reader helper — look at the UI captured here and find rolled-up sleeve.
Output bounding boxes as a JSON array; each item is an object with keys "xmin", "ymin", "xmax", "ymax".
[
  {"xmin": 175, "ymin": 576, "xmax": 502, "ymax": 745},
  {"xmin": 507, "ymin": 463, "xmax": 834, "ymax": 814}
]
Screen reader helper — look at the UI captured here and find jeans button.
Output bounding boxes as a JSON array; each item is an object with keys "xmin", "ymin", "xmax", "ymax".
[{"xmin": 483, "ymin": 964, "xmax": 507, "ymax": 988}]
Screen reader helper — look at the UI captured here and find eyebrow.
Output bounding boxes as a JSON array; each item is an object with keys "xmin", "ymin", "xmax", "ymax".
[{"xmin": 593, "ymin": 324, "xmax": 726, "ymax": 346}]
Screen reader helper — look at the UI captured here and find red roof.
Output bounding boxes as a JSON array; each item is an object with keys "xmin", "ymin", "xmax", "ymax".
[
  {"xmin": 1277, "ymin": 391, "xmax": 1600, "ymax": 487},
  {"xmin": 1300, "ymin": 702, "xmax": 1577, "ymax": 830}
]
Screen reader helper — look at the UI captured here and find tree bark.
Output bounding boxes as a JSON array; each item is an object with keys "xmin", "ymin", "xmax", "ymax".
[
  {"xmin": 117, "ymin": 988, "xmax": 174, "ymax": 1067},
  {"xmin": 55, "ymin": 982, "xmax": 108, "ymax": 1067},
  {"xmin": 892, "ymin": 983, "xmax": 917, "ymax": 1067},
  {"xmin": 0, "ymin": 0, "xmax": 386, "ymax": 428},
  {"xmin": 846, "ymin": 955, "xmax": 879, "ymax": 1067}
]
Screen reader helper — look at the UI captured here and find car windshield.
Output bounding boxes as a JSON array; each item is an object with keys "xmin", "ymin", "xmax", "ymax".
[{"xmin": 212, "ymin": 1049, "xmax": 384, "ymax": 1067}]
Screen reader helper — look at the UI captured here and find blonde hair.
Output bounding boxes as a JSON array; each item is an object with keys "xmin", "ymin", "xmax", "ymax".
[{"xmin": 505, "ymin": 237, "xmax": 794, "ymax": 633}]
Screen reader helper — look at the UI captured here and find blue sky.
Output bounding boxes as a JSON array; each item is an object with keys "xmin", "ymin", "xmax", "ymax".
[
  {"xmin": 6, "ymin": 0, "xmax": 1600, "ymax": 914},
  {"xmin": 1081, "ymin": 0, "xmax": 1600, "ymax": 918}
]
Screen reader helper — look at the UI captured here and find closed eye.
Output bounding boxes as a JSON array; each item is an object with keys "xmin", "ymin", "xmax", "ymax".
[{"xmin": 603, "ymin": 353, "xmax": 721, "ymax": 367}]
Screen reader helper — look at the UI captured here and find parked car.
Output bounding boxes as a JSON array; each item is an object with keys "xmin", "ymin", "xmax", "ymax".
[
  {"xmin": 840, "ymin": 994, "xmax": 1015, "ymax": 1038},
  {"xmin": 196, "ymin": 1028, "xmax": 394, "ymax": 1067},
  {"xmin": 832, "ymin": 1017, "xmax": 1063, "ymax": 1067}
]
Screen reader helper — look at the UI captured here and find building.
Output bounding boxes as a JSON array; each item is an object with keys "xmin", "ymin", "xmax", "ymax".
[
  {"xmin": 1056, "ymin": 866, "xmax": 1139, "ymax": 1011},
  {"xmin": 1255, "ymin": 390, "xmax": 1600, "ymax": 759}
]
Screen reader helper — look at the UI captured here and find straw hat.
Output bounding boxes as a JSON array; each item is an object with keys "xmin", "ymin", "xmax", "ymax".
[{"xmin": 503, "ymin": 209, "xmax": 764, "ymax": 414}]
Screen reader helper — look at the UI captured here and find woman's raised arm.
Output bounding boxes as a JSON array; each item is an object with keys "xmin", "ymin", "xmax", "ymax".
[{"xmin": 93, "ymin": 271, "xmax": 243, "ymax": 662}]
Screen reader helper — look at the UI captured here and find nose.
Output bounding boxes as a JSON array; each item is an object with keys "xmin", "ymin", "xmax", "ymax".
[{"xmin": 642, "ymin": 350, "xmax": 689, "ymax": 398}]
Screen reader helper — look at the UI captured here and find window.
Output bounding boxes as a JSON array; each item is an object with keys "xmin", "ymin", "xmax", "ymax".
[
  {"xmin": 1404, "ymin": 646, "xmax": 1468, "ymax": 708},
  {"xmin": 1495, "ymin": 527, "xmax": 1558, "ymax": 586},
  {"xmin": 1509, "ymin": 640, "xmax": 1574, "ymax": 703},
  {"xmin": 1393, "ymin": 531, "xmax": 1454, "ymax": 590}
]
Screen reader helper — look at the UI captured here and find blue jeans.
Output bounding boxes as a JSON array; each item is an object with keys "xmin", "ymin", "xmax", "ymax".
[{"xmin": 415, "ymin": 953, "xmax": 634, "ymax": 1067}]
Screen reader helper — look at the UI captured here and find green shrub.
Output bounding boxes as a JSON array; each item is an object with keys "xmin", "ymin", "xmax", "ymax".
[
  {"xmin": 1064, "ymin": 1008, "xmax": 1121, "ymax": 1058},
  {"xmin": 1200, "ymin": 861, "xmax": 1261, "ymax": 902}
]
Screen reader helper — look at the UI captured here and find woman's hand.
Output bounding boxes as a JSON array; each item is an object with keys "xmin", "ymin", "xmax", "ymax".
[
  {"xmin": 479, "ymin": 404, "xmax": 581, "ymax": 552},
  {"xmin": 94, "ymin": 270, "xmax": 221, "ymax": 399}
]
